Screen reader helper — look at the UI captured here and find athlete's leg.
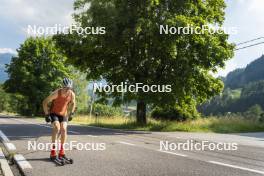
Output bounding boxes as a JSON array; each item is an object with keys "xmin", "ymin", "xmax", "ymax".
[
  {"xmin": 51, "ymin": 121, "xmax": 60, "ymax": 157},
  {"xmin": 52, "ymin": 121, "xmax": 60, "ymax": 142},
  {"xmin": 59, "ymin": 121, "xmax": 67, "ymax": 157},
  {"xmin": 60, "ymin": 122, "xmax": 67, "ymax": 144}
]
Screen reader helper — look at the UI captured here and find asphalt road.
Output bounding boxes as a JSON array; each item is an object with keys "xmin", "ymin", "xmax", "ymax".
[{"xmin": 0, "ymin": 115, "xmax": 264, "ymax": 176}]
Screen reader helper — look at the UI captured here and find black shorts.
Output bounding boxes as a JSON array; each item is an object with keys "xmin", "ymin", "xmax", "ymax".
[{"xmin": 50, "ymin": 113, "xmax": 67, "ymax": 123}]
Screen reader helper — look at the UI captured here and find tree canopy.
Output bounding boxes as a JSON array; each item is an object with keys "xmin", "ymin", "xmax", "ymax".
[
  {"xmin": 54, "ymin": 0, "xmax": 234, "ymax": 124},
  {"xmin": 4, "ymin": 37, "xmax": 71, "ymax": 115}
]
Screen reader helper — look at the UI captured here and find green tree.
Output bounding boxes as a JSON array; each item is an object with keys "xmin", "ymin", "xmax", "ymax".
[
  {"xmin": 55, "ymin": 0, "xmax": 234, "ymax": 124},
  {"xmin": 72, "ymin": 69, "xmax": 89, "ymax": 113},
  {"xmin": 4, "ymin": 37, "xmax": 71, "ymax": 116},
  {"xmin": 245, "ymin": 104, "xmax": 263, "ymax": 121},
  {"xmin": 0, "ymin": 84, "xmax": 10, "ymax": 112},
  {"xmin": 0, "ymin": 84, "xmax": 25, "ymax": 113}
]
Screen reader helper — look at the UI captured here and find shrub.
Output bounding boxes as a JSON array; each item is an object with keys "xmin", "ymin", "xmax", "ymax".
[
  {"xmin": 93, "ymin": 103, "xmax": 123, "ymax": 117},
  {"xmin": 259, "ymin": 113, "xmax": 264, "ymax": 123},
  {"xmin": 151, "ymin": 101, "xmax": 200, "ymax": 121},
  {"xmin": 244, "ymin": 104, "xmax": 263, "ymax": 121}
]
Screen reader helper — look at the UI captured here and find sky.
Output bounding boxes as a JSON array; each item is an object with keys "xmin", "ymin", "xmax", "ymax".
[{"xmin": 0, "ymin": 0, "xmax": 264, "ymax": 76}]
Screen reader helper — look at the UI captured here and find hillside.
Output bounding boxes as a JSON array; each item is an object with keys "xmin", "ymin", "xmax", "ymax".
[
  {"xmin": 225, "ymin": 55, "xmax": 264, "ymax": 89},
  {"xmin": 0, "ymin": 53, "xmax": 13, "ymax": 83},
  {"xmin": 199, "ymin": 55, "xmax": 264, "ymax": 115}
]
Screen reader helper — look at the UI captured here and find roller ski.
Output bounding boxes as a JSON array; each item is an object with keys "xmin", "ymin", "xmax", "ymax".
[
  {"xmin": 50, "ymin": 155, "xmax": 65, "ymax": 166},
  {"xmin": 59, "ymin": 155, "xmax": 74, "ymax": 164}
]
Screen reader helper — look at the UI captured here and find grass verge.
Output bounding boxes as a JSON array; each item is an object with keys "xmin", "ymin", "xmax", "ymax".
[
  {"xmin": 72, "ymin": 115, "xmax": 264, "ymax": 133},
  {"xmin": 2, "ymin": 112, "xmax": 263, "ymax": 133}
]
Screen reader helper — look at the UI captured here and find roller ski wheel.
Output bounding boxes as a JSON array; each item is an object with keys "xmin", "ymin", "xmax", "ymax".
[
  {"xmin": 59, "ymin": 155, "xmax": 73, "ymax": 164},
  {"xmin": 50, "ymin": 155, "xmax": 65, "ymax": 166}
]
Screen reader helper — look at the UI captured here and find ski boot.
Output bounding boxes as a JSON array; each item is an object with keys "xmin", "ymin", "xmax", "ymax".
[
  {"xmin": 59, "ymin": 155, "xmax": 73, "ymax": 164},
  {"xmin": 50, "ymin": 155, "xmax": 65, "ymax": 166}
]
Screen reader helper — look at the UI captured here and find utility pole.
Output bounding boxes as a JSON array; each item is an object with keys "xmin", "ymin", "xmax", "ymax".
[{"xmin": 89, "ymin": 82, "xmax": 95, "ymax": 119}]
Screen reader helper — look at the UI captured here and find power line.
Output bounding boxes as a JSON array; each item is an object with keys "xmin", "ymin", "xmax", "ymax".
[
  {"xmin": 235, "ymin": 41, "xmax": 264, "ymax": 51},
  {"xmin": 236, "ymin": 37, "xmax": 264, "ymax": 46}
]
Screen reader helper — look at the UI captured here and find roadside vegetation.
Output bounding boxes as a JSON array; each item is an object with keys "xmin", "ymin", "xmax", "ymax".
[{"xmin": 72, "ymin": 115, "xmax": 264, "ymax": 133}]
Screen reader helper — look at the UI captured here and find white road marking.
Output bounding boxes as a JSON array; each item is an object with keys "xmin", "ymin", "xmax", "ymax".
[
  {"xmin": 0, "ymin": 130, "xmax": 17, "ymax": 150},
  {"xmin": 0, "ymin": 130, "xmax": 31, "ymax": 170},
  {"xmin": 0, "ymin": 130, "xmax": 10, "ymax": 142},
  {"xmin": 0, "ymin": 148, "xmax": 14, "ymax": 176},
  {"xmin": 209, "ymin": 161, "xmax": 264, "ymax": 175},
  {"xmin": 158, "ymin": 150, "xmax": 187, "ymax": 157},
  {"xmin": 5, "ymin": 142, "xmax": 16, "ymax": 151},
  {"xmin": 10, "ymin": 117, "xmax": 99, "ymax": 137},
  {"xmin": 7, "ymin": 136, "xmax": 35, "ymax": 138},
  {"xmin": 87, "ymin": 125, "xmax": 116, "ymax": 131},
  {"xmin": 87, "ymin": 135, "xmax": 98, "ymax": 138},
  {"xmin": 118, "ymin": 141, "xmax": 136, "ymax": 146},
  {"xmin": 68, "ymin": 130, "xmax": 81, "ymax": 134},
  {"xmin": 10, "ymin": 118, "xmax": 52, "ymax": 128},
  {"xmin": 14, "ymin": 154, "xmax": 32, "ymax": 170}
]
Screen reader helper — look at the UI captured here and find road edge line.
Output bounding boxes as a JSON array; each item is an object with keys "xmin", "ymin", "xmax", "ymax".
[
  {"xmin": 0, "ymin": 131, "xmax": 10, "ymax": 142},
  {"xmin": 0, "ymin": 148, "xmax": 14, "ymax": 176},
  {"xmin": 209, "ymin": 161, "xmax": 264, "ymax": 175},
  {"xmin": 9, "ymin": 118, "xmax": 88, "ymax": 136},
  {"xmin": 118, "ymin": 141, "xmax": 136, "ymax": 146},
  {"xmin": 0, "ymin": 130, "xmax": 32, "ymax": 175},
  {"xmin": 13, "ymin": 154, "xmax": 32, "ymax": 171},
  {"xmin": 157, "ymin": 150, "xmax": 187, "ymax": 157},
  {"xmin": 0, "ymin": 130, "xmax": 16, "ymax": 152}
]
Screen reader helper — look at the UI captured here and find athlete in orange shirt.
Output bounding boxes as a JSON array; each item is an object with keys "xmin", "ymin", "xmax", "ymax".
[{"xmin": 42, "ymin": 78, "xmax": 76, "ymax": 160}]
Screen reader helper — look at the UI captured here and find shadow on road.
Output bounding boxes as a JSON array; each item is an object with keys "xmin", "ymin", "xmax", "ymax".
[
  {"xmin": 0, "ymin": 116, "xmax": 151, "ymax": 141},
  {"xmin": 26, "ymin": 158, "xmax": 50, "ymax": 162}
]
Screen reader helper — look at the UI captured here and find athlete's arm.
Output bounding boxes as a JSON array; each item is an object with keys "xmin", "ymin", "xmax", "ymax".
[
  {"xmin": 70, "ymin": 91, "xmax": 76, "ymax": 114},
  {"xmin": 42, "ymin": 90, "xmax": 58, "ymax": 115}
]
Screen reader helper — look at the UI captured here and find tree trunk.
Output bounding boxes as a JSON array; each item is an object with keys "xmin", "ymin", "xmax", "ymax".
[{"xmin": 136, "ymin": 100, "xmax": 147, "ymax": 125}]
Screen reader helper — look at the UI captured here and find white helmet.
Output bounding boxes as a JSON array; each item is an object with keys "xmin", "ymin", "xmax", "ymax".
[{"xmin": 63, "ymin": 78, "xmax": 73, "ymax": 88}]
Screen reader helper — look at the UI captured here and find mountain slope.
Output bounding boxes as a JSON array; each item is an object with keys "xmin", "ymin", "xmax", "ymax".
[
  {"xmin": 225, "ymin": 55, "xmax": 264, "ymax": 89},
  {"xmin": 199, "ymin": 55, "xmax": 264, "ymax": 115}
]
